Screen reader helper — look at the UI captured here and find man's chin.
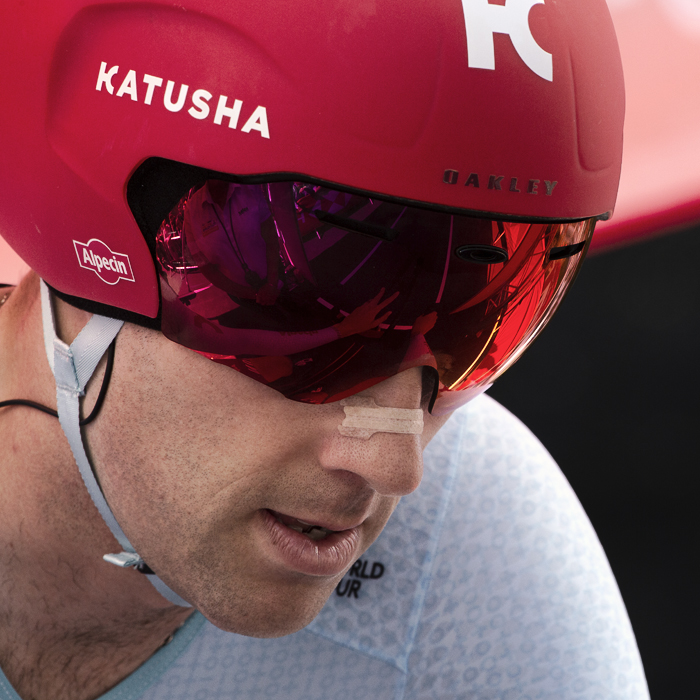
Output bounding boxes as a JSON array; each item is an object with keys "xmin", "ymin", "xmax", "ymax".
[{"xmin": 187, "ymin": 577, "xmax": 336, "ymax": 638}]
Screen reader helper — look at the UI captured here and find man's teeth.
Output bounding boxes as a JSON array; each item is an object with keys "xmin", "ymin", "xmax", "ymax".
[
  {"xmin": 304, "ymin": 527, "xmax": 332, "ymax": 541},
  {"xmin": 274, "ymin": 513, "xmax": 334, "ymax": 540},
  {"xmin": 286, "ymin": 522, "xmax": 334, "ymax": 540}
]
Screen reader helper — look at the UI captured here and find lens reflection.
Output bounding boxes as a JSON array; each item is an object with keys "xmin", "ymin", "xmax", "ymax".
[{"xmin": 156, "ymin": 180, "xmax": 594, "ymax": 413}]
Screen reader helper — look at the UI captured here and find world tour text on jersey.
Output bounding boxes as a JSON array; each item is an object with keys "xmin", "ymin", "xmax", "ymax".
[
  {"xmin": 336, "ymin": 558, "xmax": 385, "ymax": 599},
  {"xmin": 96, "ymin": 62, "xmax": 270, "ymax": 139},
  {"xmin": 443, "ymin": 169, "xmax": 558, "ymax": 196}
]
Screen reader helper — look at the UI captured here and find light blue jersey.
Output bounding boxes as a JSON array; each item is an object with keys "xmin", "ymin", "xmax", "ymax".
[{"xmin": 0, "ymin": 396, "xmax": 649, "ymax": 700}]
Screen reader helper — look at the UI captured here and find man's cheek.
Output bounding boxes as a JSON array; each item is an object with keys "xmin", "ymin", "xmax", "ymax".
[{"xmin": 422, "ymin": 411, "xmax": 453, "ymax": 449}]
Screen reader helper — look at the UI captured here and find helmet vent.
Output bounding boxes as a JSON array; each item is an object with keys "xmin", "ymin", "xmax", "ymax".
[
  {"xmin": 455, "ymin": 245, "xmax": 508, "ymax": 264},
  {"xmin": 548, "ymin": 241, "xmax": 586, "ymax": 261},
  {"xmin": 312, "ymin": 210, "xmax": 399, "ymax": 242}
]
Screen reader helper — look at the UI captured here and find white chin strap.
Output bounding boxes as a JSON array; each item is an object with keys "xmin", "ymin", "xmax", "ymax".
[{"xmin": 40, "ymin": 281, "xmax": 191, "ymax": 607}]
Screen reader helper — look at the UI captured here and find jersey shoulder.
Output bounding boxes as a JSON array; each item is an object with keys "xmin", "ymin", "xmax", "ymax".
[
  {"xmin": 134, "ymin": 396, "xmax": 649, "ymax": 700},
  {"xmin": 309, "ymin": 395, "xmax": 649, "ymax": 699}
]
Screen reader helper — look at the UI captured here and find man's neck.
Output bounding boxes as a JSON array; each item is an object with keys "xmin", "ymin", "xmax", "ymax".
[
  {"xmin": 0, "ymin": 565, "xmax": 191, "ymax": 700},
  {"xmin": 0, "ymin": 274, "xmax": 192, "ymax": 700}
]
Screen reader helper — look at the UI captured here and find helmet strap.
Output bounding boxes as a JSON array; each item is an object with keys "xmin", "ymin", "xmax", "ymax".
[{"xmin": 39, "ymin": 280, "xmax": 191, "ymax": 608}]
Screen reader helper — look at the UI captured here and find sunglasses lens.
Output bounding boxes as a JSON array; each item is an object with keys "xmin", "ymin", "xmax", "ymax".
[{"xmin": 156, "ymin": 180, "xmax": 594, "ymax": 413}]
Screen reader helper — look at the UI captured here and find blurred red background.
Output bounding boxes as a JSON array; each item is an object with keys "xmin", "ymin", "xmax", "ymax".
[{"xmin": 594, "ymin": 0, "xmax": 700, "ymax": 250}]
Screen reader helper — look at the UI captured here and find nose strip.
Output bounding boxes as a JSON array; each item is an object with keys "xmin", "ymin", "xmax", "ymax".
[{"xmin": 339, "ymin": 396, "xmax": 424, "ymax": 440}]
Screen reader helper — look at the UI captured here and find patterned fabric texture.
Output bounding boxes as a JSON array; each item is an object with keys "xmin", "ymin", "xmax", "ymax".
[{"xmin": 0, "ymin": 396, "xmax": 649, "ymax": 700}]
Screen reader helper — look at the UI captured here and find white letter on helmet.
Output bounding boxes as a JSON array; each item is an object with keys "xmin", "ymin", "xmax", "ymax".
[
  {"xmin": 461, "ymin": 0, "xmax": 553, "ymax": 82},
  {"xmin": 241, "ymin": 106, "xmax": 270, "ymax": 139},
  {"xmin": 164, "ymin": 81, "xmax": 189, "ymax": 113},
  {"xmin": 143, "ymin": 74, "xmax": 163, "ymax": 105},
  {"xmin": 96, "ymin": 62, "xmax": 119, "ymax": 94},
  {"xmin": 188, "ymin": 89, "xmax": 213, "ymax": 120},
  {"xmin": 214, "ymin": 96, "xmax": 243, "ymax": 129},
  {"xmin": 116, "ymin": 69, "xmax": 139, "ymax": 101}
]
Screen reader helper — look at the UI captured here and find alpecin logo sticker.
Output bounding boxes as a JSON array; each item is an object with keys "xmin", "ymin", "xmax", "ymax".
[{"xmin": 73, "ymin": 239, "xmax": 135, "ymax": 285}]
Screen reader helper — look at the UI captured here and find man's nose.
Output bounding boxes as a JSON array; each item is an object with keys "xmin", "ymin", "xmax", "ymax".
[{"xmin": 319, "ymin": 369, "xmax": 425, "ymax": 496}]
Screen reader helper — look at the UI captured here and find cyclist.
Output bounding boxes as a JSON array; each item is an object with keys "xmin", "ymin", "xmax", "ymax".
[{"xmin": 0, "ymin": 1, "xmax": 648, "ymax": 698}]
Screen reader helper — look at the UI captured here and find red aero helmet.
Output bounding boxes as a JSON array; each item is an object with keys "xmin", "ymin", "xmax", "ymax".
[{"xmin": 0, "ymin": 0, "xmax": 624, "ymax": 411}]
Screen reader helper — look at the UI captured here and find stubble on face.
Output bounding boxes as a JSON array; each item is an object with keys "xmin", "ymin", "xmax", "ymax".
[{"xmin": 85, "ymin": 323, "xmax": 448, "ymax": 637}]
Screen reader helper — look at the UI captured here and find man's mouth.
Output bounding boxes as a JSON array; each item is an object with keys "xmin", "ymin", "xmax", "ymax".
[
  {"xmin": 259, "ymin": 509, "xmax": 363, "ymax": 576},
  {"xmin": 268, "ymin": 510, "xmax": 338, "ymax": 541}
]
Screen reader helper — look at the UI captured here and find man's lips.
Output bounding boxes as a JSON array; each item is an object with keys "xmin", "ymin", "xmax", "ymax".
[
  {"xmin": 267, "ymin": 509, "xmax": 364, "ymax": 533},
  {"xmin": 257, "ymin": 509, "xmax": 363, "ymax": 577}
]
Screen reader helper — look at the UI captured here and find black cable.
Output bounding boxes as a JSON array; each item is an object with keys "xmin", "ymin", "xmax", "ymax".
[
  {"xmin": 0, "ymin": 398, "xmax": 59, "ymax": 419},
  {"xmin": 0, "ymin": 336, "xmax": 156, "ymax": 574},
  {"xmin": 0, "ymin": 339, "xmax": 116, "ymax": 426},
  {"xmin": 80, "ymin": 337, "xmax": 116, "ymax": 426}
]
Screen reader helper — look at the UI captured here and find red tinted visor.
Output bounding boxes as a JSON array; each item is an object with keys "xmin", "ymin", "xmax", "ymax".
[{"xmin": 156, "ymin": 180, "xmax": 594, "ymax": 414}]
